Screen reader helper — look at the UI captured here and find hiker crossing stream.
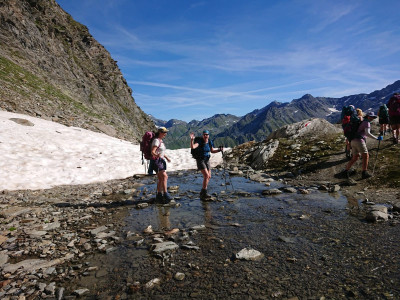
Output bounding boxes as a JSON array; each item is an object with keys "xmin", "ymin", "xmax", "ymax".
[{"xmin": 63, "ymin": 170, "xmax": 400, "ymax": 299}]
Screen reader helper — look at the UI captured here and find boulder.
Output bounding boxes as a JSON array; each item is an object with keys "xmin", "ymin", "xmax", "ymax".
[{"xmin": 266, "ymin": 118, "xmax": 341, "ymax": 141}]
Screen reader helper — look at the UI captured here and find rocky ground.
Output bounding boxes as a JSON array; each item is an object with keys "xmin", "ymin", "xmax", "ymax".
[{"xmin": 1, "ymin": 119, "xmax": 400, "ymax": 299}]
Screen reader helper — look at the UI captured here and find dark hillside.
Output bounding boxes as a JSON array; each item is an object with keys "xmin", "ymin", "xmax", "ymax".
[{"xmin": 0, "ymin": 0, "xmax": 154, "ymax": 141}]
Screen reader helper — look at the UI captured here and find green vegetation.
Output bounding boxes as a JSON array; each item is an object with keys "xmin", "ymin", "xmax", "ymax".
[
  {"xmin": 8, "ymin": 227, "xmax": 17, "ymax": 231},
  {"xmin": 0, "ymin": 55, "xmax": 100, "ymax": 119}
]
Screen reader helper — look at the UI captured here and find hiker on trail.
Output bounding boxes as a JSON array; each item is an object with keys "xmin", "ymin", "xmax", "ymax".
[
  {"xmin": 190, "ymin": 130, "xmax": 223, "ymax": 200},
  {"xmin": 340, "ymin": 112, "xmax": 383, "ymax": 179},
  {"xmin": 343, "ymin": 107, "xmax": 362, "ymax": 159},
  {"xmin": 387, "ymin": 93, "xmax": 400, "ymax": 144},
  {"xmin": 151, "ymin": 127, "xmax": 172, "ymax": 203},
  {"xmin": 378, "ymin": 104, "xmax": 390, "ymax": 136}
]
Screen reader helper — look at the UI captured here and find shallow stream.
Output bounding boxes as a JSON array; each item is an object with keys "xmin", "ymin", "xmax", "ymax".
[{"xmin": 67, "ymin": 170, "xmax": 399, "ymax": 299}]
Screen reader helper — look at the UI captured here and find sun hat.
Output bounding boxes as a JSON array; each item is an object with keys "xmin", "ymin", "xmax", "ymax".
[
  {"xmin": 203, "ymin": 130, "xmax": 210, "ymax": 135},
  {"xmin": 365, "ymin": 111, "xmax": 377, "ymax": 118},
  {"xmin": 158, "ymin": 127, "xmax": 169, "ymax": 133}
]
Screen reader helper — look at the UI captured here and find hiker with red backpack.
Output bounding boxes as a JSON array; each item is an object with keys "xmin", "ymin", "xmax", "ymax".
[
  {"xmin": 387, "ymin": 92, "xmax": 400, "ymax": 144},
  {"xmin": 190, "ymin": 130, "xmax": 223, "ymax": 200},
  {"xmin": 140, "ymin": 130, "xmax": 156, "ymax": 175},
  {"xmin": 342, "ymin": 106, "xmax": 361, "ymax": 159},
  {"xmin": 151, "ymin": 127, "xmax": 172, "ymax": 203},
  {"xmin": 338, "ymin": 111, "xmax": 383, "ymax": 179}
]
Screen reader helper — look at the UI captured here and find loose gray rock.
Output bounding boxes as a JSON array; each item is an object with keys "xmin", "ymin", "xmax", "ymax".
[
  {"xmin": 365, "ymin": 205, "xmax": 389, "ymax": 222},
  {"xmin": 150, "ymin": 241, "xmax": 179, "ymax": 253},
  {"xmin": 90, "ymin": 225, "xmax": 108, "ymax": 236},
  {"xmin": 73, "ymin": 288, "xmax": 89, "ymax": 296},
  {"xmin": 174, "ymin": 272, "xmax": 185, "ymax": 281},
  {"xmin": 235, "ymin": 248, "xmax": 264, "ymax": 261}
]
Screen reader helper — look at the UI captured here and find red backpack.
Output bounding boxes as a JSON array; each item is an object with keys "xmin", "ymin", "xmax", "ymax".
[
  {"xmin": 388, "ymin": 94, "xmax": 400, "ymax": 117},
  {"xmin": 140, "ymin": 131, "xmax": 155, "ymax": 160}
]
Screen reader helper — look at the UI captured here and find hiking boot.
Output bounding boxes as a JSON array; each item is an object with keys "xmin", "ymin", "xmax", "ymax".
[
  {"xmin": 155, "ymin": 193, "xmax": 163, "ymax": 203},
  {"xmin": 348, "ymin": 169, "xmax": 357, "ymax": 176},
  {"xmin": 362, "ymin": 170, "xmax": 372, "ymax": 179},
  {"xmin": 336, "ymin": 169, "xmax": 350, "ymax": 179},
  {"xmin": 200, "ymin": 189, "xmax": 212, "ymax": 200},
  {"xmin": 163, "ymin": 192, "xmax": 173, "ymax": 203}
]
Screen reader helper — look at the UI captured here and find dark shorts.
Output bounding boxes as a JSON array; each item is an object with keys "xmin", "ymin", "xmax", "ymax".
[
  {"xmin": 153, "ymin": 158, "xmax": 167, "ymax": 172},
  {"xmin": 196, "ymin": 157, "xmax": 210, "ymax": 170},
  {"xmin": 379, "ymin": 117, "xmax": 389, "ymax": 125},
  {"xmin": 389, "ymin": 115, "xmax": 400, "ymax": 125}
]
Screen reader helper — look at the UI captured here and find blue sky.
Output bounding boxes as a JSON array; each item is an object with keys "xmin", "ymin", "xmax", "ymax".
[{"xmin": 57, "ymin": 0, "xmax": 400, "ymax": 122}]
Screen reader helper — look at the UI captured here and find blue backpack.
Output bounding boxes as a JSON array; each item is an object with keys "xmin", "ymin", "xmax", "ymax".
[{"xmin": 191, "ymin": 137, "xmax": 211, "ymax": 159}]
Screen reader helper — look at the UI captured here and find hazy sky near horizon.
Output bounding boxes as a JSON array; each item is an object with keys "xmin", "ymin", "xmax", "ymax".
[{"xmin": 57, "ymin": 0, "xmax": 400, "ymax": 122}]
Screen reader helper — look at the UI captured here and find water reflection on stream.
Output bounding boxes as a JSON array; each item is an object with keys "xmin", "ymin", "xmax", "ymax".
[
  {"xmin": 128, "ymin": 170, "xmax": 348, "ymax": 238},
  {"xmin": 69, "ymin": 170, "xmax": 399, "ymax": 299}
]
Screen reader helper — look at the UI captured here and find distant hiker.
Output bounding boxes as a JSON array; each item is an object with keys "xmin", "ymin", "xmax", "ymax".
[
  {"xmin": 339, "ymin": 112, "xmax": 383, "ymax": 179},
  {"xmin": 387, "ymin": 93, "xmax": 400, "ymax": 144},
  {"xmin": 190, "ymin": 130, "xmax": 223, "ymax": 200},
  {"xmin": 377, "ymin": 104, "xmax": 390, "ymax": 136},
  {"xmin": 151, "ymin": 127, "xmax": 172, "ymax": 203}
]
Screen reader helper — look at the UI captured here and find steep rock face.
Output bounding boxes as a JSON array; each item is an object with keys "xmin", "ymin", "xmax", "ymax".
[{"xmin": 0, "ymin": 0, "xmax": 154, "ymax": 141}]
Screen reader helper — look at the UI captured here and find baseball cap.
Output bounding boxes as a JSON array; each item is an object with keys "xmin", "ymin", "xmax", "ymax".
[{"xmin": 158, "ymin": 127, "xmax": 169, "ymax": 133}]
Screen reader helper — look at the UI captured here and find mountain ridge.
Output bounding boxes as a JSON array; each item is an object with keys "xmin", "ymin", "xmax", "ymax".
[{"xmin": 154, "ymin": 80, "xmax": 400, "ymax": 149}]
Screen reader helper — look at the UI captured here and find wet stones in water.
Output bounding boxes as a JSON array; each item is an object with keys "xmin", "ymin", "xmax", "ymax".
[
  {"xmin": 280, "ymin": 187, "xmax": 297, "ymax": 193},
  {"xmin": 329, "ymin": 185, "xmax": 341, "ymax": 192},
  {"xmin": 235, "ymin": 190, "xmax": 252, "ymax": 197},
  {"xmin": 137, "ymin": 203, "xmax": 149, "ymax": 209},
  {"xmin": 143, "ymin": 225, "xmax": 153, "ymax": 234},
  {"xmin": 262, "ymin": 188, "xmax": 282, "ymax": 195},
  {"xmin": 298, "ymin": 189, "xmax": 310, "ymax": 194},
  {"xmin": 168, "ymin": 185, "xmax": 180, "ymax": 193},
  {"xmin": 249, "ymin": 173, "xmax": 274, "ymax": 183},
  {"xmin": 190, "ymin": 225, "xmax": 206, "ymax": 231}
]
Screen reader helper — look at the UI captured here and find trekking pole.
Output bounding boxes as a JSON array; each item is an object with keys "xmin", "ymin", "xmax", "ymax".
[
  {"xmin": 221, "ymin": 149, "xmax": 228, "ymax": 190},
  {"xmin": 372, "ymin": 138, "xmax": 381, "ymax": 175},
  {"xmin": 221, "ymin": 148, "xmax": 234, "ymax": 191},
  {"xmin": 142, "ymin": 152, "xmax": 146, "ymax": 174}
]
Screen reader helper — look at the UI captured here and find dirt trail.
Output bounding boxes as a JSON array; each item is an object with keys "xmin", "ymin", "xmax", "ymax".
[{"xmin": 288, "ymin": 135, "xmax": 400, "ymax": 206}]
